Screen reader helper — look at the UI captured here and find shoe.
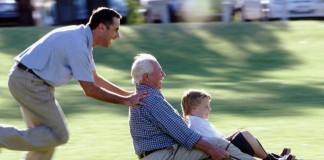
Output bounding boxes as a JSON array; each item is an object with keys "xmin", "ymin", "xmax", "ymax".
[
  {"xmin": 265, "ymin": 154, "xmax": 282, "ymax": 160},
  {"xmin": 280, "ymin": 148, "xmax": 291, "ymax": 156},
  {"xmin": 270, "ymin": 148, "xmax": 291, "ymax": 159},
  {"xmin": 270, "ymin": 153, "xmax": 280, "ymax": 158},
  {"xmin": 279, "ymin": 155, "xmax": 296, "ymax": 160}
]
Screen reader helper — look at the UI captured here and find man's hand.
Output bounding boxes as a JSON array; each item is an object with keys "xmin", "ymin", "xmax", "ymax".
[
  {"xmin": 126, "ymin": 90, "xmax": 150, "ymax": 106},
  {"xmin": 79, "ymin": 81, "xmax": 149, "ymax": 106}
]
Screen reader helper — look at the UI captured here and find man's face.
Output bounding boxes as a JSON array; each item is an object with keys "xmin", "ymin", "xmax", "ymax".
[
  {"xmin": 145, "ymin": 61, "xmax": 166, "ymax": 90},
  {"xmin": 100, "ymin": 17, "xmax": 121, "ymax": 48}
]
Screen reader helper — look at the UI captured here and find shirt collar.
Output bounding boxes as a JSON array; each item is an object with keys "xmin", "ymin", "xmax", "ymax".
[{"xmin": 136, "ymin": 84, "xmax": 163, "ymax": 99}]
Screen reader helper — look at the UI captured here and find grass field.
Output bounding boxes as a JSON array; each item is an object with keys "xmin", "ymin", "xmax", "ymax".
[{"xmin": 0, "ymin": 21, "xmax": 323, "ymax": 159}]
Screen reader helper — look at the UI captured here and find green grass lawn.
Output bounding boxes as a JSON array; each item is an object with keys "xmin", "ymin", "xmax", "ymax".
[{"xmin": 1, "ymin": 21, "xmax": 324, "ymax": 159}]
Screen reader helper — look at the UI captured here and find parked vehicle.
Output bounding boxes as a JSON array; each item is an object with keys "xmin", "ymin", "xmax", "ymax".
[
  {"xmin": 52, "ymin": 0, "xmax": 129, "ymax": 25},
  {"xmin": 268, "ymin": 0, "xmax": 324, "ymax": 19},
  {"xmin": 141, "ymin": 0, "xmax": 220, "ymax": 23},
  {"xmin": 0, "ymin": 0, "xmax": 19, "ymax": 26},
  {"xmin": 241, "ymin": 0, "xmax": 324, "ymax": 21}
]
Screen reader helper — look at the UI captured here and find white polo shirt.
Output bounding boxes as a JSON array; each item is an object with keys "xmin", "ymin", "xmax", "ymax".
[
  {"xmin": 188, "ymin": 115, "xmax": 224, "ymax": 139},
  {"xmin": 14, "ymin": 25, "xmax": 95, "ymax": 87}
]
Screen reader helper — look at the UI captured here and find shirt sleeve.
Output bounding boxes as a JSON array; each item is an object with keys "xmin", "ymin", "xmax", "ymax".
[
  {"xmin": 68, "ymin": 48, "xmax": 94, "ymax": 82},
  {"xmin": 146, "ymin": 96, "xmax": 202, "ymax": 149},
  {"xmin": 89, "ymin": 51, "xmax": 96, "ymax": 71}
]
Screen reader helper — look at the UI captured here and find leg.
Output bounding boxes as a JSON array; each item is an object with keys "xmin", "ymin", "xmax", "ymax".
[
  {"xmin": 21, "ymin": 105, "xmax": 60, "ymax": 160},
  {"xmin": 25, "ymin": 148, "xmax": 55, "ymax": 160},
  {"xmin": 239, "ymin": 130, "xmax": 268, "ymax": 159},
  {"xmin": 235, "ymin": 131, "xmax": 291, "ymax": 160},
  {"xmin": 173, "ymin": 144, "xmax": 211, "ymax": 160},
  {"xmin": 203, "ymin": 137, "xmax": 256, "ymax": 160},
  {"xmin": 142, "ymin": 144, "xmax": 210, "ymax": 160},
  {"xmin": 141, "ymin": 141, "xmax": 255, "ymax": 160},
  {"xmin": 0, "ymin": 68, "xmax": 69, "ymax": 159}
]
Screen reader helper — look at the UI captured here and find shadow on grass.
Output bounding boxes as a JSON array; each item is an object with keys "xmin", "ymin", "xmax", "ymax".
[{"xmin": 0, "ymin": 22, "xmax": 323, "ymax": 120}]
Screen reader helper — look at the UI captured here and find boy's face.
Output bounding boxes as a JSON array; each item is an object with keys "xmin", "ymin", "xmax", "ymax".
[{"xmin": 191, "ymin": 97, "xmax": 211, "ymax": 119}]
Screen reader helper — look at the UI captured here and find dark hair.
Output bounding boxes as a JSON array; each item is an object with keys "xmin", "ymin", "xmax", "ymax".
[{"xmin": 87, "ymin": 7, "xmax": 122, "ymax": 30}]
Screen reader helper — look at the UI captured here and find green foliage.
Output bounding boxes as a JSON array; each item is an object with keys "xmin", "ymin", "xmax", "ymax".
[
  {"xmin": 125, "ymin": 0, "xmax": 145, "ymax": 24},
  {"xmin": 0, "ymin": 21, "xmax": 324, "ymax": 159}
]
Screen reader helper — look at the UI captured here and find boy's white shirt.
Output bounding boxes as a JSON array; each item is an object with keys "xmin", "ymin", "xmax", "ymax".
[{"xmin": 188, "ymin": 115, "xmax": 224, "ymax": 138}]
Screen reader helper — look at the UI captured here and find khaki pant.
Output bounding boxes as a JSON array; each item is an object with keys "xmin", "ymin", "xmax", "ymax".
[
  {"xmin": 0, "ymin": 66, "xmax": 69, "ymax": 160},
  {"xmin": 141, "ymin": 137, "xmax": 255, "ymax": 160}
]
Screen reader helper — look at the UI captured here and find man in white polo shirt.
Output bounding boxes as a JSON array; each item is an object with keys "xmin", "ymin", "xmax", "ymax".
[{"xmin": 0, "ymin": 7, "xmax": 148, "ymax": 160}]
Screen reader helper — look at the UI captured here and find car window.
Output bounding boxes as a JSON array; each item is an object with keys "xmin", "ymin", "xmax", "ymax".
[{"xmin": 0, "ymin": 0, "xmax": 16, "ymax": 2}]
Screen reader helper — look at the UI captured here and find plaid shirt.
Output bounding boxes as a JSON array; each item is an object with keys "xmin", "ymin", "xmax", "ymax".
[{"xmin": 129, "ymin": 85, "xmax": 202, "ymax": 155}]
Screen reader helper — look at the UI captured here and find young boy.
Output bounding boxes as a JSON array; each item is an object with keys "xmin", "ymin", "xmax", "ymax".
[{"xmin": 181, "ymin": 89, "xmax": 297, "ymax": 160}]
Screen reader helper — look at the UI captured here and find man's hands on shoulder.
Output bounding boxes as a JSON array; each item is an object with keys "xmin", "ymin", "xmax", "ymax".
[
  {"xmin": 79, "ymin": 80, "xmax": 149, "ymax": 106},
  {"xmin": 126, "ymin": 90, "xmax": 150, "ymax": 106}
]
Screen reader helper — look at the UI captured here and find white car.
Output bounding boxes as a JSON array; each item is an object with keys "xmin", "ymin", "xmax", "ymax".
[
  {"xmin": 289, "ymin": 0, "xmax": 316, "ymax": 13},
  {"xmin": 268, "ymin": 0, "xmax": 324, "ymax": 19},
  {"xmin": 239, "ymin": 0, "xmax": 324, "ymax": 21}
]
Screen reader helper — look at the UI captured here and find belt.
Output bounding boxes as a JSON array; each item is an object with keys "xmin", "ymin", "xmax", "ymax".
[
  {"xmin": 16, "ymin": 62, "xmax": 40, "ymax": 78},
  {"xmin": 138, "ymin": 146, "xmax": 171, "ymax": 159},
  {"xmin": 138, "ymin": 149, "xmax": 159, "ymax": 159}
]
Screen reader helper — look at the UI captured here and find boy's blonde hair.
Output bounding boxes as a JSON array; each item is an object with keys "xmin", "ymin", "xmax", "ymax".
[{"xmin": 181, "ymin": 89, "xmax": 211, "ymax": 118}]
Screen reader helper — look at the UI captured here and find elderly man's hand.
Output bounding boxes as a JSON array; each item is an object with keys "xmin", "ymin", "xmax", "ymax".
[{"xmin": 126, "ymin": 90, "xmax": 150, "ymax": 106}]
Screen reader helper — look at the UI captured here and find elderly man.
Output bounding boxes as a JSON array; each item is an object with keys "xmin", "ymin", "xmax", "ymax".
[{"xmin": 129, "ymin": 53, "xmax": 256, "ymax": 160}]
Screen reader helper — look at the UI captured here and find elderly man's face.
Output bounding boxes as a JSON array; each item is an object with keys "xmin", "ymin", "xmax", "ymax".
[{"xmin": 145, "ymin": 61, "xmax": 166, "ymax": 90}]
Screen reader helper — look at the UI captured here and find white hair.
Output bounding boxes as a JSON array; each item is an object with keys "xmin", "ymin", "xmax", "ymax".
[{"xmin": 131, "ymin": 53, "xmax": 157, "ymax": 85}]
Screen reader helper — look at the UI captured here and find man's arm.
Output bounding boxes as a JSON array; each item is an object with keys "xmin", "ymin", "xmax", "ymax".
[
  {"xmin": 194, "ymin": 138, "xmax": 229, "ymax": 160},
  {"xmin": 78, "ymin": 71, "xmax": 148, "ymax": 106},
  {"xmin": 92, "ymin": 71, "xmax": 131, "ymax": 96}
]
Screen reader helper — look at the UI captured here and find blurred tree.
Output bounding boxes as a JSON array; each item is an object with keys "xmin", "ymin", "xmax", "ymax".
[{"xmin": 125, "ymin": 0, "xmax": 145, "ymax": 24}]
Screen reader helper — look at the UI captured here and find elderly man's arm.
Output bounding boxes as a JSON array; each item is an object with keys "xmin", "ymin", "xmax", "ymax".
[{"xmin": 194, "ymin": 138, "xmax": 229, "ymax": 160}]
